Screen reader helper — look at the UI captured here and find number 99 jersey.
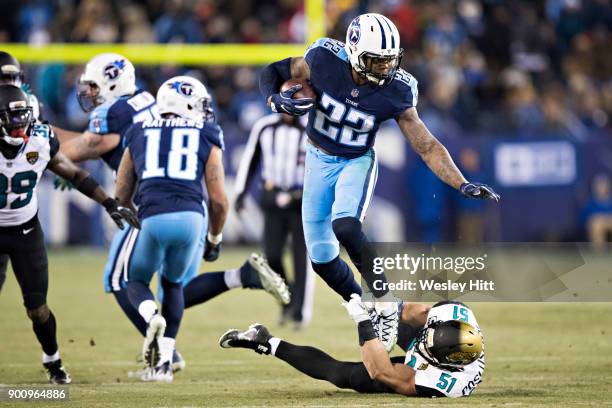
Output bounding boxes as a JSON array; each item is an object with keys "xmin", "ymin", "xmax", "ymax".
[
  {"xmin": 124, "ymin": 117, "xmax": 224, "ymax": 220},
  {"xmin": 304, "ymin": 37, "xmax": 418, "ymax": 158},
  {"xmin": 0, "ymin": 124, "xmax": 59, "ymax": 226},
  {"xmin": 405, "ymin": 301, "xmax": 485, "ymax": 398}
]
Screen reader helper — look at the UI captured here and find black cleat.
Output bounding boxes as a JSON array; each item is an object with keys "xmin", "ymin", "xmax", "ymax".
[
  {"xmin": 43, "ymin": 359, "xmax": 72, "ymax": 384},
  {"xmin": 219, "ymin": 323, "xmax": 273, "ymax": 355}
]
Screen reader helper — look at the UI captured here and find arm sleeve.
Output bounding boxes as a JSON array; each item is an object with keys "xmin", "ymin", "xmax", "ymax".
[
  {"xmin": 259, "ymin": 58, "xmax": 292, "ymax": 99},
  {"xmin": 233, "ymin": 120, "xmax": 263, "ymax": 197},
  {"xmin": 203, "ymin": 123, "xmax": 225, "ymax": 150}
]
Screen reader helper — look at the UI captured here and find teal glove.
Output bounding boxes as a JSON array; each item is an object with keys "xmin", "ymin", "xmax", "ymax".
[{"xmin": 53, "ymin": 176, "xmax": 75, "ymax": 191}]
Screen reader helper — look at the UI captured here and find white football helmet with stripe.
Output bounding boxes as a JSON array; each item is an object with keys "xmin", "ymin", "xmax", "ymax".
[
  {"xmin": 345, "ymin": 13, "xmax": 403, "ymax": 85},
  {"xmin": 157, "ymin": 75, "xmax": 214, "ymax": 123}
]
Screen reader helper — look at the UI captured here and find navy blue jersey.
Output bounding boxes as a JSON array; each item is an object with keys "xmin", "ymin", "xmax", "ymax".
[
  {"xmin": 304, "ymin": 37, "xmax": 418, "ymax": 158},
  {"xmin": 125, "ymin": 117, "xmax": 224, "ymax": 220},
  {"xmin": 88, "ymin": 89, "xmax": 157, "ymax": 170}
]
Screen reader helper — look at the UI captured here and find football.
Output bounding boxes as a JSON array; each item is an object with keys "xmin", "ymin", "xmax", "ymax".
[{"xmin": 281, "ymin": 78, "xmax": 317, "ymax": 100}]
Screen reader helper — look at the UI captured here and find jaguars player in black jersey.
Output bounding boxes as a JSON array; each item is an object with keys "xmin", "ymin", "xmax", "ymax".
[
  {"xmin": 0, "ymin": 85, "xmax": 139, "ymax": 383},
  {"xmin": 259, "ymin": 13, "xmax": 500, "ymax": 351}
]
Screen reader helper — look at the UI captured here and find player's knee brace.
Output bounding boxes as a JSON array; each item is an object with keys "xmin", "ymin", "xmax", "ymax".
[
  {"xmin": 332, "ymin": 217, "xmax": 365, "ymax": 254},
  {"xmin": 27, "ymin": 304, "xmax": 50, "ymax": 324},
  {"xmin": 310, "ymin": 256, "xmax": 361, "ymax": 301}
]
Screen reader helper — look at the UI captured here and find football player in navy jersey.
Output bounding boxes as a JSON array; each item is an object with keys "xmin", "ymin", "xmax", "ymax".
[
  {"xmin": 114, "ymin": 76, "xmax": 288, "ymax": 382},
  {"xmin": 259, "ymin": 13, "xmax": 500, "ymax": 351},
  {"xmin": 53, "ymin": 56, "xmax": 289, "ymax": 373}
]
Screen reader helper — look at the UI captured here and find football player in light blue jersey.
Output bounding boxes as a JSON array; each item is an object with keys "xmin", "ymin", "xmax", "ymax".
[{"xmin": 259, "ymin": 13, "xmax": 500, "ymax": 351}]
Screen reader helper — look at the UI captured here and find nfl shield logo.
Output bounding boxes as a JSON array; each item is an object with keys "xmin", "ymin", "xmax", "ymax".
[
  {"xmin": 26, "ymin": 152, "xmax": 39, "ymax": 165},
  {"xmin": 351, "ymin": 89, "xmax": 359, "ymax": 98}
]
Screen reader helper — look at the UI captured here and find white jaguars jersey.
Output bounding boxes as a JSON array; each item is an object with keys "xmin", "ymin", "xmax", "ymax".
[
  {"xmin": 0, "ymin": 124, "xmax": 57, "ymax": 226},
  {"xmin": 404, "ymin": 303, "xmax": 485, "ymax": 398}
]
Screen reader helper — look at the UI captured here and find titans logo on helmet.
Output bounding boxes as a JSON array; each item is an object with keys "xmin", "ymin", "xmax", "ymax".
[
  {"xmin": 103, "ymin": 60, "xmax": 126, "ymax": 80},
  {"xmin": 168, "ymin": 81, "xmax": 194, "ymax": 96},
  {"xmin": 348, "ymin": 20, "xmax": 361, "ymax": 45}
]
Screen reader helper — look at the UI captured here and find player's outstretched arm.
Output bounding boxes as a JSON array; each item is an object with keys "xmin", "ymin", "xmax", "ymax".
[
  {"xmin": 343, "ymin": 294, "xmax": 417, "ymax": 396},
  {"xmin": 48, "ymin": 150, "xmax": 140, "ymax": 229},
  {"xmin": 56, "ymin": 128, "xmax": 120, "ymax": 163},
  {"xmin": 398, "ymin": 107, "xmax": 500, "ymax": 201}
]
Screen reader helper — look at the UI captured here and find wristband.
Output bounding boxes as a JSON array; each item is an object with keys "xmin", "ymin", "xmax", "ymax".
[
  {"xmin": 207, "ymin": 232, "xmax": 223, "ymax": 245},
  {"xmin": 74, "ymin": 175, "xmax": 100, "ymax": 197},
  {"xmin": 357, "ymin": 320, "xmax": 377, "ymax": 346}
]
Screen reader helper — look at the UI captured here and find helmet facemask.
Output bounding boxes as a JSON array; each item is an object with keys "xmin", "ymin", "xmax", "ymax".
[
  {"xmin": 355, "ymin": 50, "xmax": 403, "ymax": 86},
  {"xmin": 0, "ymin": 101, "xmax": 33, "ymax": 146},
  {"xmin": 77, "ymin": 80, "xmax": 105, "ymax": 113}
]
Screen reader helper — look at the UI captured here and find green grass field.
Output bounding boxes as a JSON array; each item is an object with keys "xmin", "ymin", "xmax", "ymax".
[{"xmin": 0, "ymin": 248, "xmax": 611, "ymax": 407}]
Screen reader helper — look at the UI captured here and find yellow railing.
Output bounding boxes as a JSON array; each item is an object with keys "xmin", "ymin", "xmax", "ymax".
[{"xmin": 0, "ymin": 0, "xmax": 325, "ymax": 65}]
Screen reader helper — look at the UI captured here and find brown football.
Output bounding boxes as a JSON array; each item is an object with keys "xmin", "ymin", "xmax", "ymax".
[{"xmin": 281, "ymin": 78, "xmax": 317, "ymax": 100}]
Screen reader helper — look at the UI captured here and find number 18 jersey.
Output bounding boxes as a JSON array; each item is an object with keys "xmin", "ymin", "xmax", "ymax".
[
  {"xmin": 304, "ymin": 37, "xmax": 418, "ymax": 158},
  {"xmin": 124, "ymin": 117, "xmax": 224, "ymax": 220}
]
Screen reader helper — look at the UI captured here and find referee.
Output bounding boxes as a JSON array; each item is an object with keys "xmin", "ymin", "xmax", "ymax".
[{"xmin": 235, "ymin": 113, "xmax": 314, "ymax": 329}]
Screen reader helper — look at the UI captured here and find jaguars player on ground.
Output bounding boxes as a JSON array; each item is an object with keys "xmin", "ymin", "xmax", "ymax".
[
  {"xmin": 115, "ymin": 76, "xmax": 232, "ymax": 382},
  {"xmin": 54, "ymin": 56, "xmax": 289, "ymax": 373},
  {"xmin": 0, "ymin": 84, "xmax": 139, "ymax": 384},
  {"xmin": 0, "ymin": 51, "xmax": 43, "ymax": 293},
  {"xmin": 220, "ymin": 297, "xmax": 484, "ymax": 398},
  {"xmin": 259, "ymin": 13, "xmax": 500, "ymax": 351}
]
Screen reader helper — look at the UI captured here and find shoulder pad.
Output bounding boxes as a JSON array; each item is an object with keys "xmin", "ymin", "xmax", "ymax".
[{"xmin": 305, "ymin": 37, "xmax": 348, "ymax": 62}]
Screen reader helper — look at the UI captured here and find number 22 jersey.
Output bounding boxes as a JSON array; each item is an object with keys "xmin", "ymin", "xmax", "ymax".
[{"xmin": 304, "ymin": 37, "xmax": 418, "ymax": 158}]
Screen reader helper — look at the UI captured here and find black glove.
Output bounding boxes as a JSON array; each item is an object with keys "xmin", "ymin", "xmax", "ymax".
[
  {"xmin": 235, "ymin": 193, "xmax": 246, "ymax": 213},
  {"xmin": 460, "ymin": 182, "xmax": 500, "ymax": 202},
  {"xmin": 203, "ymin": 239, "xmax": 222, "ymax": 262},
  {"xmin": 102, "ymin": 198, "xmax": 141, "ymax": 230},
  {"xmin": 53, "ymin": 176, "xmax": 75, "ymax": 191},
  {"xmin": 269, "ymin": 84, "xmax": 314, "ymax": 116}
]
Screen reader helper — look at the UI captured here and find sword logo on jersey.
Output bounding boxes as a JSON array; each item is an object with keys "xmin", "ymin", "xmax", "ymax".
[
  {"xmin": 168, "ymin": 81, "xmax": 194, "ymax": 96},
  {"xmin": 103, "ymin": 60, "xmax": 126, "ymax": 80},
  {"xmin": 26, "ymin": 151, "xmax": 38, "ymax": 164}
]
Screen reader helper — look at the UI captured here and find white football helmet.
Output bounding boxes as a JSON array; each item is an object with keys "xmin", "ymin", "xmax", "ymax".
[
  {"xmin": 156, "ymin": 76, "xmax": 214, "ymax": 122},
  {"xmin": 77, "ymin": 53, "xmax": 136, "ymax": 112},
  {"xmin": 345, "ymin": 13, "xmax": 403, "ymax": 85}
]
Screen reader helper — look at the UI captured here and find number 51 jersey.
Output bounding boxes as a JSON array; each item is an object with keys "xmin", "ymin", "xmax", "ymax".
[
  {"xmin": 304, "ymin": 37, "xmax": 418, "ymax": 158},
  {"xmin": 0, "ymin": 124, "xmax": 59, "ymax": 226},
  {"xmin": 124, "ymin": 117, "xmax": 224, "ymax": 220},
  {"xmin": 405, "ymin": 302, "xmax": 485, "ymax": 398}
]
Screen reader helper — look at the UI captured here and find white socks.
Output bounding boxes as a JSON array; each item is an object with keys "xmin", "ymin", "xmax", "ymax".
[
  {"xmin": 224, "ymin": 268, "xmax": 242, "ymax": 289},
  {"xmin": 159, "ymin": 337, "xmax": 176, "ymax": 366},
  {"xmin": 138, "ymin": 300, "xmax": 158, "ymax": 323},
  {"xmin": 268, "ymin": 337, "xmax": 281, "ymax": 356},
  {"xmin": 42, "ymin": 351, "xmax": 60, "ymax": 363}
]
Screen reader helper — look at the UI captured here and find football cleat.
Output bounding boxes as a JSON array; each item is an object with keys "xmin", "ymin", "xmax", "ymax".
[
  {"xmin": 143, "ymin": 314, "xmax": 166, "ymax": 369},
  {"xmin": 172, "ymin": 349, "xmax": 185, "ymax": 373},
  {"xmin": 219, "ymin": 323, "xmax": 273, "ymax": 355},
  {"xmin": 140, "ymin": 361, "xmax": 173, "ymax": 383},
  {"xmin": 43, "ymin": 359, "xmax": 72, "ymax": 384},
  {"xmin": 248, "ymin": 253, "xmax": 291, "ymax": 305},
  {"xmin": 375, "ymin": 302, "xmax": 400, "ymax": 352}
]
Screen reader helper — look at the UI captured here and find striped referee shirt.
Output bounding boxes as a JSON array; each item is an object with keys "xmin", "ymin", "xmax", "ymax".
[{"xmin": 235, "ymin": 114, "xmax": 307, "ymax": 196}]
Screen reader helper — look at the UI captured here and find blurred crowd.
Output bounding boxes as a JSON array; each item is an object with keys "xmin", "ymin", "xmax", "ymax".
[{"xmin": 0, "ymin": 0, "xmax": 609, "ymax": 139}]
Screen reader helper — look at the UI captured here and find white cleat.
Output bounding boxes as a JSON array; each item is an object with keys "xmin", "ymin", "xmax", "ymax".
[
  {"xmin": 374, "ymin": 301, "xmax": 399, "ymax": 353},
  {"xmin": 142, "ymin": 314, "xmax": 166, "ymax": 370},
  {"xmin": 248, "ymin": 253, "xmax": 291, "ymax": 305},
  {"xmin": 140, "ymin": 361, "xmax": 173, "ymax": 383}
]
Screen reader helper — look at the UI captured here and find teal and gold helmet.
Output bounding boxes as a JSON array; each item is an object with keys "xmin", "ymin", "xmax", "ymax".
[{"xmin": 417, "ymin": 320, "xmax": 483, "ymax": 370}]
